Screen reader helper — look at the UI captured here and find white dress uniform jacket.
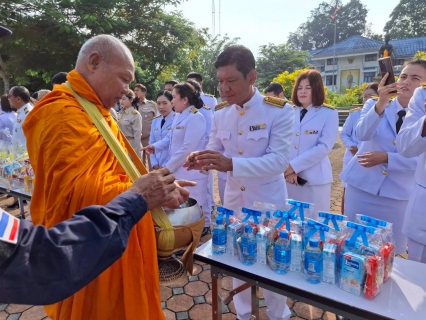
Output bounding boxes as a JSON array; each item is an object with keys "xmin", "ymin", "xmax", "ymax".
[
  {"xmin": 290, "ymin": 104, "xmax": 339, "ymax": 185},
  {"xmin": 341, "ymin": 98, "xmax": 417, "ymax": 200},
  {"xmin": 397, "ymin": 86, "xmax": 426, "ymax": 246},
  {"xmin": 200, "ymin": 92, "xmax": 217, "ymax": 111},
  {"xmin": 149, "ymin": 111, "xmax": 175, "ymax": 168},
  {"xmin": 152, "ymin": 106, "xmax": 206, "ymax": 181},
  {"xmin": 340, "ymin": 108, "xmax": 362, "ymax": 168},
  {"xmin": 12, "ymin": 103, "xmax": 33, "ymax": 147},
  {"xmin": 207, "ymin": 89, "xmax": 294, "ymax": 214},
  {"xmin": 198, "ymin": 105, "xmax": 213, "ymax": 149}
]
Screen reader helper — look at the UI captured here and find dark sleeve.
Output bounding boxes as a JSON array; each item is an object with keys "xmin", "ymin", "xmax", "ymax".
[{"xmin": 0, "ymin": 192, "xmax": 147, "ymax": 305}]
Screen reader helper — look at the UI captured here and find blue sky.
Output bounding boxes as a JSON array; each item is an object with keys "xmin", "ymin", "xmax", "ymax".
[{"xmin": 166, "ymin": 0, "xmax": 400, "ymax": 56}]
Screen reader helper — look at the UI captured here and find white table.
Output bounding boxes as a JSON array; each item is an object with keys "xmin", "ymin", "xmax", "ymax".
[{"xmin": 194, "ymin": 240, "xmax": 426, "ymax": 320}]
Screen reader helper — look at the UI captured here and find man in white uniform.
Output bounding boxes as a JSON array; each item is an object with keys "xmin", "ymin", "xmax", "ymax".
[
  {"xmin": 184, "ymin": 45, "xmax": 294, "ymax": 320},
  {"xmin": 397, "ymin": 83, "xmax": 426, "ymax": 262}
]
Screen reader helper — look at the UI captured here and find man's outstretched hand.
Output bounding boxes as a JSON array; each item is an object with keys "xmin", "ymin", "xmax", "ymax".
[
  {"xmin": 127, "ymin": 168, "xmax": 196, "ymax": 209},
  {"xmin": 183, "ymin": 150, "xmax": 233, "ymax": 172}
]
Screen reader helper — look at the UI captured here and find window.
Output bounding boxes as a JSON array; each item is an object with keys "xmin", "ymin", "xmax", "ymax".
[
  {"xmin": 363, "ymin": 72, "xmax": 376, "ymax": 83},
  {"xmin": 327, "ymin": 58, "xmax": 338, "ymax": 65},
  {"xmin": 395, "ymin": 59, "xmax": 405, "ymax": 66},
  {"xmin": 326, "ymin": 75, "xmax": 337, "ymax": 86},
  {"xmin": 365, "ymin": 54, "xmax": 377, "ymax": 62}
]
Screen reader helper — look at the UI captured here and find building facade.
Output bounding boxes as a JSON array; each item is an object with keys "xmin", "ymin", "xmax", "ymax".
[{"xmin": 309, "ymin": 35, "xmax": 426, "ymax": 93}]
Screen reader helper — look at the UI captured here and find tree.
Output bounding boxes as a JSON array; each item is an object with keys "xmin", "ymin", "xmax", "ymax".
[
  {"xmin": 287, "ymin": 0, "xmax": 368, "ymax": 50},
  {"xmin": 0, "ymin": 0, "xmax": 204, "ymax": 94},
  {"xmin": 384, "ymin": 0, "xmax": 426, "ymax": 39},
  {"xmin": 414, "ymin": 51, "xmax": 426, "ymax": 59},
  {"xmin": 271, "ymin": 69, "xmax": 308, "ymax": 100},
  {"xmin": 256, "ymin": 43, "xmax": 311, "ymax": 89}
]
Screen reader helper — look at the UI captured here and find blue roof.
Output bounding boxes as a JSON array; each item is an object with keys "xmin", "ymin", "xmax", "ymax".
[
  {"xmin": 389, "ymin": 36, "xmax": 426, "ymax": 57},
  {"xmin": 310, "ymin": 35, "xmax": 426, "ymax": 58}
]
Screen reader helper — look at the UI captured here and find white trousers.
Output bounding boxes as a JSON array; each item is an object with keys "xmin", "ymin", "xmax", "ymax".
[
  {"xmin": 286, "ymin": 183, "xmax": 331, "ymax": 215},
  {"xmin": 206, "ymin": 170, "xmax": 214, "ymax": 214},
  {"xmin": 218, "ymin": 176, "xmax": 226, "ymax": 205},
  {"xmin": 186, "ymin": 177, "xmax": 210, "ymax": 227},
  {"xmin": 407, "ymin": 238, "xmax": 426, "ymax": 263},
  {"xmin": 233, "ymin": 278, "xmax": 291, "ymax": 320}
]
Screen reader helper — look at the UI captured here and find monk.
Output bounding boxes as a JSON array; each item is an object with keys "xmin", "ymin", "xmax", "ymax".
[{"xmin": 23, "ymin": 35, "xmax": 190, "ymax": 320}]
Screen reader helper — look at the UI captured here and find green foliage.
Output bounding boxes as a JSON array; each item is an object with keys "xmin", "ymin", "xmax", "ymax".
[
  {"xmin": 414, "ymin": 51, "xmax": 426, "ymax": 59},
  {"xmin": 271, "ymin": 69, "xmax": 308, "ymax": 100},
  {"xmin": 384, "ymin": 0, "xmax": 426, "ymax": 39},
  {"xmin": 256, "ymin": 43, "xmax": 311, "ymax": 88},
  {"xmin": 287, "ymin": 0, "xmax": 368, "ymax": 50},
  {"xmin": 133, "ymin": 64, "xmax": 161, "ymax": 101},
  {"xmin": 0, "ymin": 0, "xmax": 204, "ymax": 93}
]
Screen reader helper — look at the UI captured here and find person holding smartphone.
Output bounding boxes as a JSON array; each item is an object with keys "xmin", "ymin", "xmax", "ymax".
[
  {"xmin": 341, "ymin": 59, "xmax": 426, "ymax": 255},
  {"xmin": 284, "ymin": 70, "xmax": 339, "ymax": 213}
]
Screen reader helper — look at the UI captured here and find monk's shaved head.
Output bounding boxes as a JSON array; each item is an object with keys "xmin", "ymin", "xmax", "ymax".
[{"xmin": 75, "ymin": 34, "xmax": 135, "ymax": 109}]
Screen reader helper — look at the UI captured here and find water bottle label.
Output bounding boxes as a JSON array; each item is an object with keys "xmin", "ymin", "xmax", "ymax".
[
  {"xmin": 213, "ymin": 231, "xmax": 226, "ymax": 245},
  {"xmin": 241, "ymin": 242, "xmax": 256, "ymax": 257},
  {"xmin": 305, "ymin": 254, "xmax": 321, "ymax": 273},
  {"xmin": 274, "ymin": 248, "xmax": 290, "ymax": 264}
]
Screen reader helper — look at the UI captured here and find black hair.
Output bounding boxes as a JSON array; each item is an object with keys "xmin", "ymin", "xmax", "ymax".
[
  {"xmin": 264, "ymin": 82, "xmax": 284, "ymax": 96},
  {"xmin": 156, "ymin": 90, "xmax": 173, "ymax": 102},
  {"xmin": 214, "ymin": 45, "xmax": 255, "ymax": 77},
  {"xmin": 402, "ymin": 58, "xmax": 426, "ymax": 71},
  {"xmin": 165, "ymin": 80, "xmax": 178, "ymax": 87},
  {"xmin": 124, "ymin": 89, "xmax": 135, "ymax": 101},
  {"xmin": 10, "ymin": 86, "xmax": 30, "ymax": 103},
  {"xmin": 174, "ymin": 82, "xmax": 204, "ymax": 109},
  {"xmin": 51, "ymin": 72, "xmax": 68, "ymax": 86},
  {"xmin": 31, "ymin": 92, "xmax": 38, "ymax": 100},
  {"xmin": 1, "ymin": 94, "xmax": 16, "ymax": 112},
  {"xmin": 186, "ymin": 72, "xmax": 203, "ymax": 83}
]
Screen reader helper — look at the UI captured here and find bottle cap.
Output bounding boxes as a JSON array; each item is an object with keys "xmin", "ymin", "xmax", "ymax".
[
  {"xmin": 279, "ymin": 230, "xmax": 288, "ymax": 239},
  {"xmin": 216, "ymin": 216, "xmax": 224, "ymax": 225},
  {"xmin": 244, "ymin": 225, "xmax": 252, "ymax": 233},
  {"xmin": 309, "ymin": 238, "xmax": 319, "ymax": 247}
]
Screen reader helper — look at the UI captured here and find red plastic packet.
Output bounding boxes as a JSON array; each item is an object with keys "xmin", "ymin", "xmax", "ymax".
[{"xmin": 381, "ymin": 242, "xmax": 395, "ymax": 282}]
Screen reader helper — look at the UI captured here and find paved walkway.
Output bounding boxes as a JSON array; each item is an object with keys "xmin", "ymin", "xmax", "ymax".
[{"xmin": 1, "ymin": 138, "xmax": 348, "ymax": 320}]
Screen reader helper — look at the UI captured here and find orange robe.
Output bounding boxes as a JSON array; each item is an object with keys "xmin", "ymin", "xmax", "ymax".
[{"xmin": 23, "ymin": 70, "xmax": 164, "ymax": 320}]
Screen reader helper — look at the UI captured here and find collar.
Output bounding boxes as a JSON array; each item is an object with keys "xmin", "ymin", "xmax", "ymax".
[
  {"xmin": 234, "ymin": 87, "xmax": 262, "ymax": 110},
  {"xmin": 164, "ymin": 111, "xmax": 175, "ymax": 121},
  {"xmin": 299, "ymin": 104, "xmax": 314, "ymax": 111},
  {"xmin": 123, "ymin": 106, "xmax": 135, "ymax": 115},
  {"xmin": 17, "ymin": 103, "xmax": 32, "ymax": 114},
  {"xmin": 394, "ymin": 98, "xmax": 405, "ymax": 113}
]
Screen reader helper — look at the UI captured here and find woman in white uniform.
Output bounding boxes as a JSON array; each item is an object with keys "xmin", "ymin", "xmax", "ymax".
[
  {"xmin": 144, "ymin": 82, "xmax": 209, "ymax": 231},
  {"xmin": 341, "ymin": 59, "xmax": 426, "ymax": 254},
  {"xmin": 149, "ymin": 90, "xmax": 175, "ymax": 170},
  {"xmin": 339, "ymin": 83, "xmax": 378, "ymax": 213},
  {"xmin": 284, "ymin": 70, "xmax": 339, "ymax": 213}
]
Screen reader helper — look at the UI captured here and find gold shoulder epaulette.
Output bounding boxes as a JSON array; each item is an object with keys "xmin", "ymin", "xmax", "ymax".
[
  {"xmin": 204, "ymin": 93, "xmax": 214, "ymax": 97},
  {"xmin": 371, "ymin": 96, "xmax": 379, "ymax": 101},
  {"xmin": 349, "ymin": 107, "xmax": 361, "ymax": 113},
  {"xmin": 215, "ymin": 101, "xmax": 229, "ymax": 111},
  {"xmin": 203, "ymin": 105, "xmax": 211, "ymax": 110},
  {"xmin": 153, "ymin": 114, "xmax": 161, "ymax": 119},
  {"xmin": 263, "ymin": 96, "xmax": 287, "ymax": 108},
  {"xmin": 421, "ymin": 82, "xmax": 426, "ymax": 89},
  {"xmin": 322, "ymin": 103, "xmax": 335, "ymax": 109},
  {"xmin": 149, "ymin": 100, "xmax": 157, "ymax": 105},
  {"xmin": 132, "ymin": 110, "xmax": 138, "ymax": 115},
  {"xmin": 191, "ymin": 107, "xmax": 198, "ymax": 114}
]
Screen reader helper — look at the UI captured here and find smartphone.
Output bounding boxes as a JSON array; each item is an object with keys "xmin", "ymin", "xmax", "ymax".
[
  {"xmin": 297, "ymin": 176, "xmax": 307, "ymax": 187},
  {"xmin": 378, "ymin": 57, "xmax": 396, "ymax": 89}
]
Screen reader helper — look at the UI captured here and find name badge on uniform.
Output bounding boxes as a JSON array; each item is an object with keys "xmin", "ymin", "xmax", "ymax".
[
  {"xmin": 249, "ymin": 123, "xmax": 266, "ymax": 131},
  {"xmin": 175, "ymin": 126, "xmax": 184, "ymax": 129},
  {"xmin": 0, "ymin": 210, "xmax": 20, "ymax": 244},
  {"xmin": 305, "ymin": 130, "xmax": 318, "ymax": 134},
  {"xmin": 24, "ymin": 108, "xmax": 29, "ymax": 114}
]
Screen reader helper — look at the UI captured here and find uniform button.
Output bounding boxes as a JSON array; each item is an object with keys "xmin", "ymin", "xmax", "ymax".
[
  {"xmin": 296, "ymin": 133, "xmax": 300, "ymax": 136},
  {"xmin": 382, "ymin": 170, "xmax": 388, "ymax": 175},
  {"xmin": 393, "ymin": 140, "xmax": 396, "ymax": 145},
  {"xmin": 239, "ymin": 110, "xmax": 245, "ymax": 116},
  {"xmin": 240, "ymin": 186, "xmax": 246, "ymax": 191},
  {"xmin": 238, "ymin": 150, "xmax": 243, "ymax": 155},
  {"xmin": 238, "ymin": 130, "xmax": 243, "ymax": 135},
  {"xmin": 295, "ymin": 146, "xmax": 298, "ymax": 149}
]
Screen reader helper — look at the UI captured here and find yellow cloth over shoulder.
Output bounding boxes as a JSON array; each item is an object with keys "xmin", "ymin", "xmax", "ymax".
[{"xmin": 23, "ymin": 70, "xmax": 163, "ymax": 320}]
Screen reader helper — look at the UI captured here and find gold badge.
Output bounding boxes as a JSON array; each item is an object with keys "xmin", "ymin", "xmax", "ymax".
[
  {"xmin": 249, "ymin": 123, "xmax": 266, "ymax": 131},
  {"xmin": 175, "ymin": 126, "xmax": 184, "ymax": 129},
  {"xmin": 24, "ymin": 108, "xmax": 29, "ymax": 114}
]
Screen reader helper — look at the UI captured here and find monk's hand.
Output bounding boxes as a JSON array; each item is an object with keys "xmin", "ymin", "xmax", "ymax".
[
  {"xmin": 183, "ymin": 150, "xmax": 232, "ymax": 172},
  {"xmin": 143, "ymin": 145, "xmax": 155, "ymax": 155},
  {"xmin": 127, "ymin": 167, "xmax": 177, "ymax": 210},
  {"xmin": 357, "ymin": 151, "xmax": 388, "ymax": 168},
  {"xmin": 162, "ymin": 180, "xmax": 197, "ymax": 208}
]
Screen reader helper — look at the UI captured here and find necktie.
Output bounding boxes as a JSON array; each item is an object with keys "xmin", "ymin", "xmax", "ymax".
[
  {"xmin": 161, "ymin": 118, "xmax": 166, "ymax": 128},
  {"xmin": 396, "ymin": 109, "xmax": 406, "ymax": 133},
  {"xmin": 300, "ymin": 108, "xmax": 308, "ymax": 122}
]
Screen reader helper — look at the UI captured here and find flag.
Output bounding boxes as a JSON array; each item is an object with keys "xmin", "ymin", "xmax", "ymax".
[
  {"xmin": 0, "ymin": 210, "xmax": 20, "ymax": 244},
  {"xmin": 332, "ymin": 7, "xmax": 339, "ymax": 20}
]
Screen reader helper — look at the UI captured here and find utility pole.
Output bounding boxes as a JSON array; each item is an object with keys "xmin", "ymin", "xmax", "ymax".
[
  {"xmin": 218, "ymin": 0, "xmax": 221, "ymax": 35},
  {"xmin": 212, "ymin": 0, "xmax": 216, "ymax": 37},
  {"xmin": 332, "ymin": 0, "xmax": 338, "ymax": 92}
]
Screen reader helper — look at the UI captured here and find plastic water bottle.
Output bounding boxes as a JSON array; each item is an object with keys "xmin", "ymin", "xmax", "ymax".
[
  {"xmin": 304, "ymin": 238, "xmax": 322, "ymax": 284},
  {"xmin": 240, "ymin": 225, "xmax": 257, "ymax": 266},
  {"xmin": 212, "ymin": 217, "xmax": 226, "ymax": 254},
  {"xmin": 273, "ymin": 231, "xmax": 291, "ymax": 274}
]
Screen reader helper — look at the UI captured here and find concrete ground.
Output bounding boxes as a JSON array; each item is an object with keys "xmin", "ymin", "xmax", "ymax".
[{"xmin": 0, "ymin": 137, "xmax": 398, "ymax": 320}]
